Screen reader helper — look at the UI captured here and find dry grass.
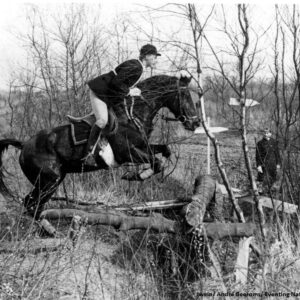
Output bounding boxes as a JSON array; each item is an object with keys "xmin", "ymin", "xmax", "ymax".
[{"xmin": 1, "ymin": 134, "xmax": 300, "ymax": 299}]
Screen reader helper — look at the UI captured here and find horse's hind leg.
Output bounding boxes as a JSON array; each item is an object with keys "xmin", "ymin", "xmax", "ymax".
[
  {"xmin": 149, "ymin": 144, "xmax": 171, "ymax": 158},
  {"xmin": 23, "ymin": 165, "xmax": 65, "ymax": 219}
]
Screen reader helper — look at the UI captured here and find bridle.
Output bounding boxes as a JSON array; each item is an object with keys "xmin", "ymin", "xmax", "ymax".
[
  {"xmin": 124, "ymin": 78, "xmax": 199, "ymax": 130},
  {"xmin": 161, "ymin": 79, "xmax": 198, "ymax": 123}
]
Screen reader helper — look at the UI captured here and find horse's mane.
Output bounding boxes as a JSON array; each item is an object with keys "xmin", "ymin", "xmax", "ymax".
[
  {"xmin": 138, "ymin": 75, "xmax": 177, "ymax": 88},
  {"xmin": 137, "ymin": 75, "xmax": 178, "ymax": 97}
]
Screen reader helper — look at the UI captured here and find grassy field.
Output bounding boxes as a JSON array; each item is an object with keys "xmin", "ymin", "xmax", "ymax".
[{"xmin": 0, "ymin": 130, "xmax": 299, "ymax": 299}]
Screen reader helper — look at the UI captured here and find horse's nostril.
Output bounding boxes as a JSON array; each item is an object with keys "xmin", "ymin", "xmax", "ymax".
[
  {"xmin": 194, "ymin": 120, "xmax": 200, "ymax": 128},
  {"xmin": 178, "ymin": 116, "xmax": 186, "ymax": 123}
]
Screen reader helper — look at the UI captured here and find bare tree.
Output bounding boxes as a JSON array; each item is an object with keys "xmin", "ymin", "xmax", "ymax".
[
  {"xmin": 198, "ymin": 5, "xmax": 269, "ymax": 239},
  {"xmin": 270, "ymin": 5, "xmax": 300, "ymax": 205},
  {"xmin": 8, "ymin": 4, "xmax": 108, "ymax": 135}
]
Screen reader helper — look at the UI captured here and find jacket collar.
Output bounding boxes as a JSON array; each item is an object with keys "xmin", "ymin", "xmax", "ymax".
[{"xmin": 138, "ymin": 59, "xmax": 146, "ymax": 71}]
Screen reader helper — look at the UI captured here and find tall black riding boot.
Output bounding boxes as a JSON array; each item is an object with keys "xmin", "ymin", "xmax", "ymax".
[{"xmin": 83, "ymin": 124, "xmax": 102, "ymax": 166}]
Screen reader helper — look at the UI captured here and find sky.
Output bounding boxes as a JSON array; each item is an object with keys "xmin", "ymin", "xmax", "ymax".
[
  {"xmin": 0, "ymin": 1, "xmax": 147, "ymax": 89},
  {"xmin": 0, "ymin": 1, "xmax": 295, "ymax": 90}
]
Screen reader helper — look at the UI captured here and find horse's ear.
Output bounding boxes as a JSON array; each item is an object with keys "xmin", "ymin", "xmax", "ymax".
[
  {"xmin": 176, "ymin": 70, "xmax": 192, "ymax": 85},
  {"xmin": 180, "ymin": 76, "xmax": 192, "ymax": 86}
]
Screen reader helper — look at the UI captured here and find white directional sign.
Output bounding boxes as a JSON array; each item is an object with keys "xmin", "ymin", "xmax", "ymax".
[
  {"xmin": 229, "ymin": 97, "xmax": 259, "ymax": 107},
  {"xmin": 194, "ymin": 127, "xmax": 229, "ymax": 134}
]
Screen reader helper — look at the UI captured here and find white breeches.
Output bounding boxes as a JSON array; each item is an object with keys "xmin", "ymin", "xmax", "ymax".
[{"xmin": 90, "ymin": 89, "xmax": 108, "ymax": 128}]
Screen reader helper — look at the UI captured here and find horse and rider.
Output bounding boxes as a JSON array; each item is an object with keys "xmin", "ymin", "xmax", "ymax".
[
  {"xmin": 85, "ymin": 44, "xmax": 161, "ymax": 166},
  {"xmin": 0, "ymin": 44, "xmax": 200, "ymax": 218}
]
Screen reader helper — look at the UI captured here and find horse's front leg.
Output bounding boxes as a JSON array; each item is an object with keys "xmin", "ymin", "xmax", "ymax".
[{"xmin": 121, "ymin": 146, "xmax": 163, "ymax": 181}]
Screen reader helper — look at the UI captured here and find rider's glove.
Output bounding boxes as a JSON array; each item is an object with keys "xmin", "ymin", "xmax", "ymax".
[
  {"xmin": 257, "ymin": 166, "xmax": 263, "ymax": 173},
  {"xmin": 128, "ymin": 87, "xmax": 141, "ymax": 97},
  {"xmin": 176, "ymin": 70, "xmax": 190, "ymax": 79}
]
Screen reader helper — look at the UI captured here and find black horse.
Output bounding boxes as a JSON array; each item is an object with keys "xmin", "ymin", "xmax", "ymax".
[{"xmin": 0, "ymin": 74, "xmax": 200, "ymax": 218}]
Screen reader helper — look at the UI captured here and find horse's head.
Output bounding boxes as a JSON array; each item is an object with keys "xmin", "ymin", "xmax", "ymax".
[
  {"xmin": 138, "ymin": 73, "xmax": 200, "ymax": 131},
  {"xmin": 165, "ymin": 73, "xmax": 200, "ymax": 131}
]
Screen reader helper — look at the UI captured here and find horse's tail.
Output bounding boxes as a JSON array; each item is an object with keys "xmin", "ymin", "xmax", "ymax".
[{"xmin": 0, "ymin": 139, "xmax": 23, "ymax": 195}]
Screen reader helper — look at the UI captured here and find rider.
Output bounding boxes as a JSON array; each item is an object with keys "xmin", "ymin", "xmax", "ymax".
[{"xmin": 85, "ymin": 44, "xmax": 161, "ymax": 165}]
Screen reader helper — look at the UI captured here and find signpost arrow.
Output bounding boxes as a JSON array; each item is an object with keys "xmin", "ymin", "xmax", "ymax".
[
  {"xmin": 194, "ymin": 127, "xmax": 229, "ymax": 134},
  {"xmin": 229, "ymin": 97, "xmax": 259, "ymax": 107}
]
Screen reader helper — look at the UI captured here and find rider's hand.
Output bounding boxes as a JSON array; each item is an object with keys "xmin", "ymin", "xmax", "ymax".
[
  {"xmin": 276, "ymin": 164, "xmax": 281, "ymax": 170},
  {"xmin": 257, "ymin": 166, "xmax": 263, "ymax": 173},
  {"xmin": 176, "ymin": 70, "xmax": 190, "ymax": 79},
  {"xmin": 128, "ymin": 87, "xmax": 141, "ymax": 97}
]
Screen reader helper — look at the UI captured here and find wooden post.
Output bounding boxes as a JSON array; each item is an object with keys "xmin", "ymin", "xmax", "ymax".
[
  {"xmin": 235, "ymin": 236, "xmax": 253, "ymax": 284},
  {"xmin": 40, "ymin": 209, "xmax": 256, "ymax": 238},
  {"xmin": 194, "ymin": 119, "xmax": 228, "ymax": 176},
  {"xmin": 69, "ymin": 215, "xmax": 83, "ymax": 246},
  {"xmin": 207, "ymin": 117, "xmax": 211, "ymax": 174}
]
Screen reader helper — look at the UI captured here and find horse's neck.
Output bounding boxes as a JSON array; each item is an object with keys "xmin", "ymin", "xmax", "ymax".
[
  {"xmin": 143, "ymin": 94, "xmax": 173, "ymax": 135},
  {"xmin": 119, "ymin": 96, "xmax": 163, "ymax": 136},
  {"xmin": 135, "ymin": 101, "xmax": 158, "ymax": 131},
  {"xmin": 113, "ymin": 86, "xmax": 174, "ymax": 134}
]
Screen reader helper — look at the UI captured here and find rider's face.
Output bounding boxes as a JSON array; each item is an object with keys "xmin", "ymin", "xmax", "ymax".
[
  {"xmin": 264, "ymin": 132, "xmax": 272, "ymax": 140},
  {"xmin": 145, "ymin": 55, "xmax": 157, "ymax": 68}
]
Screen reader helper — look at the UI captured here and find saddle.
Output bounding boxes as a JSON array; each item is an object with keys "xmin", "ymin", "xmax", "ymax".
[
  {"xmin": 67, "ymin": 113, "xmax": 95, "ymax": 126},
  {"xmin": 66, "ymin": 109, "xmax": 118, "ymax": 146}
]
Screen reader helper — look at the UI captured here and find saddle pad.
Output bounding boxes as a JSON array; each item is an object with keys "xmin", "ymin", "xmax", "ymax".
[
  {"xmin": 68, "ymin": 110, "xmax": 117, "ymax": 146},
  {"xmin": 69, "ymin": 121, "xmax": 118, "ymax": 167},
  {"xmin": 70, "ymin": 121, "xmax": 91, "ymax": 145}
]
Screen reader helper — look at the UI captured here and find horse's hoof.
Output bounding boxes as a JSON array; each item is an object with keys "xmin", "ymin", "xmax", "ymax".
[{"xmin": 82, "ymin": 154, "xmax": 98, "ymax": 167}]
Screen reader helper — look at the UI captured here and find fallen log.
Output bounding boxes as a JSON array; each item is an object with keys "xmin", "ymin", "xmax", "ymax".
[
  {"xmin": 219, "ymin": 184, "xmax": 298, "ymax": 214},
  {"xmin": 51, "ymin": 196, "xmax": 190, "ymax": 211},
  {"xmin": 112, "ymin": 199, "xmax": 190, "ymax": 211},
  {"xmin": 51, "ymin": 196, "xmax": 104, "ymax": 206},
  {"xmin": 41, "ymin": 209, "xmax": 178, "ymax": 233},
  {"xmin": 52, "ymin": 181, "xmax": 297, "ymax": 216},
  {"xmin": 183, "ymin": 176, "xmax": 225, "ymax": 227},
  {"xmin": 51, "ymin": 196, "xmax": 193, "ymax": 215},
  {"xmin": 50, "ymin": 176, "xmax": 221, "ymax": 217},
  {"xmin": 40, "ymin": 209, "xmax": 256, "ymax": 239},
  {"xmin": 239, "ymin": 195, "xmax": 298, "ymax": 214},
  {"xmin": 39, "ymin": 219, "xmax": 57, "ymax": 236}
]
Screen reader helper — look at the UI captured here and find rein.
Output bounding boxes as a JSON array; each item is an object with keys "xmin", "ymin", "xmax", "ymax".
[{"xmin": 124, "ymin": 96, "xmax": 144, "ymax": 131}]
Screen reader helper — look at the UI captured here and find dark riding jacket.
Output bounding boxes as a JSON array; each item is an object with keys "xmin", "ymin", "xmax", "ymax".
[
  {"xmin": 87, "ymin": 59, "xmax": 144, "ymax": 105},
  {"xmin": 256, "ymin": 137, "xmax": 281, "ymax": 169}
]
